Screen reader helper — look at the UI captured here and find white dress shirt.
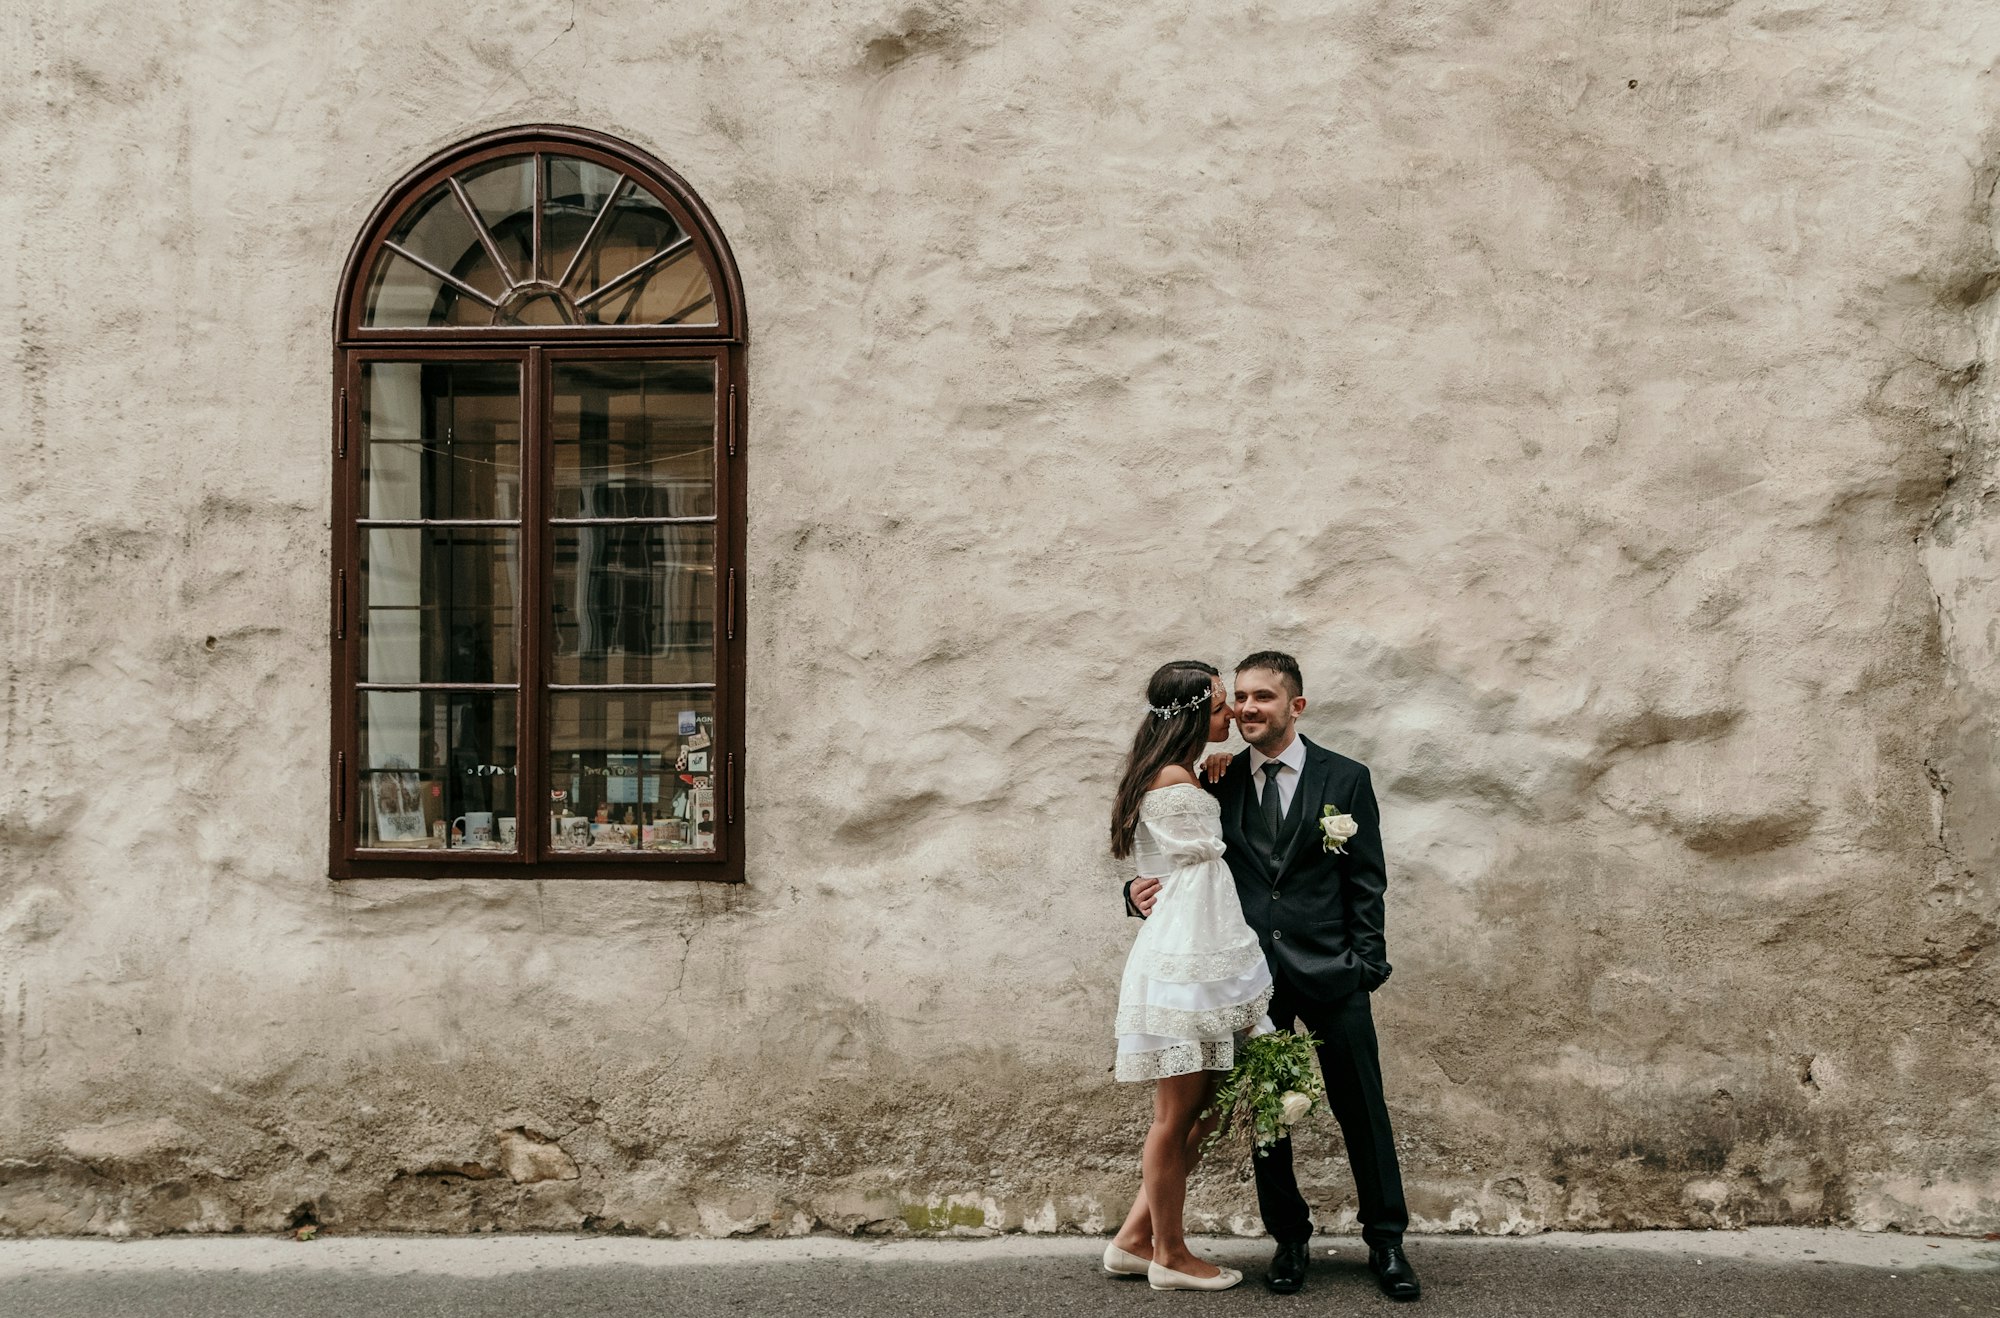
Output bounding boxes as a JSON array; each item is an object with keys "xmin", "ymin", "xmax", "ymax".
[{"xmin": 1247, "ymin": 734, "xmax": 1308, "ymax": 820}]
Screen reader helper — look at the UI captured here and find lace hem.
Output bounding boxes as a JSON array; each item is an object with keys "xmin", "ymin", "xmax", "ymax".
[
  {"xmin": 1116, "ymin": 1038, "xmax": 1235, "ymax": 1082},
  {"xmin": 1115, "ymin": 984, "xmax": 1275, "ymax": 1041},
  {"xmin": 1128, "ymin": 938, "xmax": 1267, "ymax": 983}
]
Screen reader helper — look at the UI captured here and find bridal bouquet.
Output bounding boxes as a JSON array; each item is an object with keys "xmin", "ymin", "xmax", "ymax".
[{"xmin": 1201, "ymin": 1030, "xmax": 1325, "ymax": 1157}]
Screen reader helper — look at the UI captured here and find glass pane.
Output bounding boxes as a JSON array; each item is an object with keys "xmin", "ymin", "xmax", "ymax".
[
  {"xmin": 386, "ymin": 184, "xmax": 510, "ymax": 301},
  {"xmin": 361, "ymin": 362, "xmax": 521, "ymax": 521},
  {"xmin": 496, "ymin": 291, "xmax": 573, "ymax": 328},
  {"xmin": 567, "ymin": 184, "xmax": 678, "ymax": 297},
  {"xmin": 551, "ymin": 524, "xmax": 715, "ymax": 685},
  {"xmin": 548, "ymin": 691, "xmax": 716, "ymax": 853},
  {"xmin": 586, "ymin": 250, "xmax": 717, "ymax": 327},
  {"xmin": 569, "ymin": 185, "xmax": 717, "ymax": 328},
  {"xmin": 551, "ymin": 361, "xmax": 714, "ymax": 518},
  {"xmin": 543, "ymin": 155, "xmax": 628, "ymax": 287},
  {"xmin": 359, "ymin": 691, "xmax": 518, "ymax": 851},
  {"xmin": 458, "ymin": 156, "xmax": 535, "ymax": 286},
  {"xmin": 364, "ymin": 250, "xmax": 490, "ymax": 328},
  {"xmin": 361, "ymin": 528, "xmax": 518, "ymax": 684}
]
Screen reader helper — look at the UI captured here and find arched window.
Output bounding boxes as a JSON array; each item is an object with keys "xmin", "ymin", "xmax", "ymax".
[{"xmin": 330, "ymin": 126, "xmax": 745, "ymax": 881}]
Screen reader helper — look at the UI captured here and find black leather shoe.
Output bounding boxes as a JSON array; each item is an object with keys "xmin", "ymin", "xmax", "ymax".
[
  {"xmin": 1369, "ymin": 1244, "xmax": 1421, "ymax": 1301},
  {"xmin": 1265, "ymin": 1240, "xmax": 1310, "ymax": 1293}
]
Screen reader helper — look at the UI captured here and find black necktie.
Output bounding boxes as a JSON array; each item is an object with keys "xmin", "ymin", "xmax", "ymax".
[{"xmin": 1260, "ymin": 761, "xmax": 1284, "ymax": 861}]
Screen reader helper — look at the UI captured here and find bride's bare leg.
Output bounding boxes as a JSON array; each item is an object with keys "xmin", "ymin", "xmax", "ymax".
[
  {"xmin": 1143, "ymin": 1070, "xmax": 1221, "ymax": 1277},
  {"xmin": 1185, "ymin": 1084, "xmax": 1221, "ymax": 1172},
  {"xmin": 1114, "ymin": 1074, "xmax": 1223, "ymax": 1259},
  {"xmin": 1112, "ymin": 1188, "xmax": 1154, "ymax": 1259},
  {"xmin": 1113, "ymin": 1172, "xmax": 1154, "ymax": 1259},
  {"xmin": 1112, "ymin": 1080, "xmax": 1216, "ymax": 1256}
]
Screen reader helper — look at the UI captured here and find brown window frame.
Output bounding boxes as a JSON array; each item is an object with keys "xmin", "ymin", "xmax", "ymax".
[{"xmin": 329, "ymin": 126, "xmax": 747, "ymax": 882}]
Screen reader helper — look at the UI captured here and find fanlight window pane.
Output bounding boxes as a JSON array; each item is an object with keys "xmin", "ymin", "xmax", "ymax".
[
  {"xmin": 569, "ymin": 191, "xmax": 712, "ymax": 326},
  {"xmin": 359, "ymin": 691, "xmax": 518, "ymax": 851},
  {"xmin": 360, "ymin": 152, "xmax": 718, "ymax": 329},
  {"xmin": 543, "ymin": 156, "xmax": 628, "ymax": 285},
  {"xmin": 364, "ymin": 253, "xmax": 467, "ymax": 328},
  {"xmin": 548, "ymin": 691, "xmax": 716, "ymax": 853},
  {"xmin": 585, "ymin": 252, "xmax": 716, "ymax": 327},
  {"xmin": 551, "ymin": 525, "xmax": 715, "ymax": 686},
  {"xmin": 458, "ymin": 155, "xmax": 535, "ymax": 282},
  {"xmin": 389, "ymin": 185, "xmax": 510, "ymax": 300},
  {"xmin": 551, "ymin": 361, "xmax": 715, "ymax": 518}
]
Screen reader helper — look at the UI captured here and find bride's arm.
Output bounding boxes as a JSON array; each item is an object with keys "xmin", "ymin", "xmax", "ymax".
[{"xmin": 1125, "ymin": 767, "xmax": 1195, "ymax": 914}]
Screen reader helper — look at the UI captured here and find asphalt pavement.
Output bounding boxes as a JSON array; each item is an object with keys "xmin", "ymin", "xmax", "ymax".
[{"xmin": 3, "ymin": 1229, "xmax": 1997, "ymax": 1317}]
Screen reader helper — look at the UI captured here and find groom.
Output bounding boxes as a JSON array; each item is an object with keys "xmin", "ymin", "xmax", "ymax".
[{"xmin": 1126, "ymin": 651, "xmax": 1419, "ymax": 1301}]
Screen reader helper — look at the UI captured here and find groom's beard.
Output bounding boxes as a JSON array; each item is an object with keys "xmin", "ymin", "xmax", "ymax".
[{"xmin": 1240, "ymin": 718, "xmax": 1294, "ymax": 752}]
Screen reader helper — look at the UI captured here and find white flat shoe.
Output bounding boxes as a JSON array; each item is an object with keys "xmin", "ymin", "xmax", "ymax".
[
  {"xmin": 1148, "ymin": 1261, "xmax": 1244, "ymax": 1291},
  {"xmin": 1102, "ymin": 1243, "xmax": 1151, "ymax": 1276}
]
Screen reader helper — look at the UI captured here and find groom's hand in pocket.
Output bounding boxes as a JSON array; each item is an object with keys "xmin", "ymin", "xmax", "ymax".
[{"xmin": 1126, "ymin": 877, "xmax": 1161, "ymax": 918}]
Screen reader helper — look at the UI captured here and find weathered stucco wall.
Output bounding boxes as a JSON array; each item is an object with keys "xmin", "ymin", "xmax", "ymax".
[{"xmin": 2, "ymin": 0, "xmax": 1998, "ymax": 1237}]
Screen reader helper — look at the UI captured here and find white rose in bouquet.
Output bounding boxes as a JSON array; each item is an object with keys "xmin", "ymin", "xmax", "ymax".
[
  {"xmin": 1280, "ymin": 1091, "xmax": 1313, "ymax": 1125},
  {"xmin": 1320, "ymin": 808, "xmax": 1359, "ymax": 855}
]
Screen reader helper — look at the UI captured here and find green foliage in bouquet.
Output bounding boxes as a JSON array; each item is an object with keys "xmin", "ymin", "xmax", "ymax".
[{"xmin": 1201, "ymin": 1030, "xmax": 1324, "ymax": 1157}]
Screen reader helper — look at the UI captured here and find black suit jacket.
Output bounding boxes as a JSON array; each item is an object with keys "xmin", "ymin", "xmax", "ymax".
[{"xmin": 1127, "ymin": 736, "xmax": 1392, "ymax": 1001}]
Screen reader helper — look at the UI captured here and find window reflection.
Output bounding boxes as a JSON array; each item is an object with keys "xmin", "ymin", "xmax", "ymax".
[
  {"xmin": 361, "ymin": 529, "xmax": 518, "ymax": 684},
  {"xmin": 551, "ymin": 525, "xmax": 713, "ymax": 685},
  {"xmin": 549, "ymin": 360, "xmax": 716, "ymax": 687},
  {"xmin": 361, "ymin": 362, "xmax": 521, "ymax": 521},
  {"xmin": 552, "ymin": 360, "xmax": 714, "ymax": 517}
]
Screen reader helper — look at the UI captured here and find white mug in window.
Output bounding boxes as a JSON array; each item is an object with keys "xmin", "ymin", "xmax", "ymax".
[
  {"xmin": 453, "ymin": 812, "xmax": 494, "ymax": 847},
  {"xmin": 497, "ymin": 817, "xmax": 517, "ymax": 848}
]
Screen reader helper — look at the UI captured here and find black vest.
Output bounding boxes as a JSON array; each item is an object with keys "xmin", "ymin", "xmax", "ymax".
[{"xmin": 1242, "ymin": 758, "xmax": 1306, "ymax": 876}]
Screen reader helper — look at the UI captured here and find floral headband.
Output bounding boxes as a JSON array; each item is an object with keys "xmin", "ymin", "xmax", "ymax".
[{"xmin": 1146, "ymin": 691, "xmax": 1213, "ymax": 719}]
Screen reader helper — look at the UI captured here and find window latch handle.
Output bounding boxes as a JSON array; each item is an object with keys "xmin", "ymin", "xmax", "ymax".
[
  {"xmin": 337, "ymin": 569, "xmax": 347, "ymax": 640},
  {"xmin": 726, "ymin": 568, "xmax": 736, "ymax": 641},
  {"xmin": 727, "ymin": 752, "xmax": 736, "ymax": 825},
  {"xmin": 727, "ymin": 383, "xmax": 738, "ymax": 458},
  {"xmin": 336, "ymin": 751, "xmax": 346, "ymax": 824}
]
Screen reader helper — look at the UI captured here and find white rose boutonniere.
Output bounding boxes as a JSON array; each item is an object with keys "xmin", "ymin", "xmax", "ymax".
[
  {"xmin": 1280, "ymin": 1091, "xmax": 1313, "ymax": 1125},
  {"xmin": 1320, "ymin": 806, "xmax": 1359, "ymax": 855}
]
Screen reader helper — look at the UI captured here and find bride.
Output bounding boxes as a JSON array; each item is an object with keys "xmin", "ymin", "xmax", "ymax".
[{"xmin": 1101, "ymin": 660, "xmax": 1275, "ymax": 1292}]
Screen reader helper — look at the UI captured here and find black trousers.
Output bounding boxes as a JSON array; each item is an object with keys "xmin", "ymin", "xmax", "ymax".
[{"xmin": 1253, "ymin": 976, "xmax": 1408, "ymax": 1248}]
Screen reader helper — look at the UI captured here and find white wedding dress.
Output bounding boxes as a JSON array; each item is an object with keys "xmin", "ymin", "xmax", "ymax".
[{"xmin": 1115, "ymin": 783, "xmax": 1275, "ymax": 1081}]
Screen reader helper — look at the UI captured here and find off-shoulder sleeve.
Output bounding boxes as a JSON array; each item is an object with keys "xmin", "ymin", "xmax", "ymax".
[{"xmin": 1136, "ymin": 796, "xmax": 1224, "ymax": 876}]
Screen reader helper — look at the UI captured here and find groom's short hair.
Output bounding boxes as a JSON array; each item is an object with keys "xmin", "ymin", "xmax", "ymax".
[{"xmin": 1236, "ymin": 650, "xmax": 1302, "ymax": 699}]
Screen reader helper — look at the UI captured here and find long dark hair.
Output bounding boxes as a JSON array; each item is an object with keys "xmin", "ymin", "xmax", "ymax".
[{"xmin": 1110, "ymin": 660, "xmax": 1219, "ymax": 859}]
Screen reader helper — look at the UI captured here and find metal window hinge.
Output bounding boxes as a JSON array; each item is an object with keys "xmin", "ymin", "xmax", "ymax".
[
  {"xmin": 727, "ymin": 753, "xmax": 736, "ymax": 825},
  {"xmin": 727, "ymin": 383, "xmax": 738, "ymax": 458},
  {"xmin": 726, "ymin": 568, "xmax": 736, "ymax": 640},
  {"xmin": 338, "ymin": 388, "xmax": 348, "ymax": 458},
  {"xmin": 337, "ymin": 569, "xmax": 347, "ymax": 640},
  {"xmin": 336, "ymin": 751, "xmax": 346, "ymax": 823}
]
